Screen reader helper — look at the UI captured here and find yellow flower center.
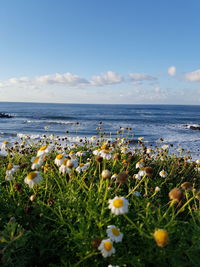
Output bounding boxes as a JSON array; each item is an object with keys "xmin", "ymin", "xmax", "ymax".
[
  {"xmin": 7, "ymin": 163, "xmax": 13, "ymax": 170},
  {"xmin": 104, "ymin": 149, "xmax": 110, "ymax": 154},
  {"xmin": 104, "ymin": 241, "xmax": 112, "ymax": 251},
  {"xmin": 56, "ymin": 154, "xmax": 63, "ymax": 160},
  {"xmin": 101, "ymin": 144, "xmax": 109, "ymax": 150},
  {"xmin": 3, "ymin": 141, "xmax": 9, "ymax": 144},
  {"xmin": 79, "ymin": 163, "xmax": 84, "ymax": 167},
  {"xmin": 33, "ymin": 157, "xmax": 40, "ymax": 163},
  {"xmin": 39, "ymin": 145, "xmax": 47, "ymax": 151},
  {"xmin": 27, "ymin": 172, "xmax": 37, "ymax": 180},
  {"xmin": 111, "ymin": 228, "xmax": 120, "ymax": 236},
  {"xmin": 113, "ymin": 198, "xmax": 124, "ymax": 208}
]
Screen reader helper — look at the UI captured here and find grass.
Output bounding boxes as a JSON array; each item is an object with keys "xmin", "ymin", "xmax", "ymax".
[{"xmin": 0, "ymin": 130, "xmax": 199, "ymax": 267}]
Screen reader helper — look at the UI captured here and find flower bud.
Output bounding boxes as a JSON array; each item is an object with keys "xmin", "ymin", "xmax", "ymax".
[
  {"xmin": 101, "ymin": 170, "xmax": 111, "ymax": 179},
  {"xmin": 30, "ymin": 194, "xmax": 36, "ymax": 202},
  {"xmin": 95, "ymin": 156, "xmax": 103, "ymax": 163},
  {"xmin": 181, "ymin": 182, "xmax": 191, "ymax": 191},
  {"xmin": 14, "ymin": 182, "xmax": 22, "ymax": 192},
  {"xmin": 145, "ymin": 167, "xmax": 153, "ymax": 177},
  {"xmin": 154, "ymin": 229, "xmax": 169, "ymax": 247},
  {"xmin": 113, "ymin": 153, "xmax": 121, "ymax": 161},
  {"xmin": 66, "ymin": 160, "xmax": 74, "ymax": 168}
]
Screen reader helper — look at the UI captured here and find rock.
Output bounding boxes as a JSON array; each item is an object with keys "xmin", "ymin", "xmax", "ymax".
[
  {"xmin": 184, "ymin": 124, "xmax": 200, "ymax": 130},
  {"xmin": 0, "ymin": 113, "xmax": 12, "ymax": 118},
  {"xmin": 190, "ymin": 125, "xmax": 200, "ymax": 130}
]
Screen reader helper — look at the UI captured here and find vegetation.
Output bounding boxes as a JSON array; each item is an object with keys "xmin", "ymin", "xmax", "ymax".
[{"xmin": 0, "ymin": 129, "xmax": 199, "ymax": 266}]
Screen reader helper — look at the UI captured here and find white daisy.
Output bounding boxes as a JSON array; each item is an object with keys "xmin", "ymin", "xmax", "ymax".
[
  {"xmin": 106, "ymin": 225, "xmax": 123, "ymax": 243},
  {"xmin": 76, "ymin": 150, "xmax": 85, "ymax": 157},
  {"xmin": 138, "ymin": 168, "xmax": 146, "ymax": 177},
  {"xmin": 98, "ymin": 239, "xmax": 115, "ymax": 258},
  {"xmin": 108, "ymin": 196, "xmax": 129, "ymax": 215},
  {"xmin": 76, "ymin": 162, "xmax": 90, "ymax": 173},
  {"xmin": 5, "ymin": 164, "xmax": 19, "ymax": 181},
  {"xmin": 54, "ymin": 154, "xmax": 65, "ymax": 167},
  {"xmin": 37, "ymin": 144, "xmax": 53, "ymax": 157},
  {"xmin": 136, "ymin": 160, "xmax": 144, "ymax": 169},
  {"xmin": 93, "ymin": 149, "xmax": 101, "ymax": 156},
  {"xmin": 159, "ymin": 170, "xmax": 168, "ymax": 178},
  {"xmin": 100, "ymin": 149, "xmax": 112, "ymax": 160},
  {"xmin": 24, "ymin": 171, "xmax": 42, "ymax": 188},
  {"xmin": 161, "ymin": 144, "xmax": 169, "ymax": 150},
  {"xmin": 134, "ymin": 173, "xmax": 142, "ymax": 180},
  {"xmin": 1, "ymin": 141, "xmax": 11, "ymax": 150},
  {"xmin": 59, "ymin": 159, "xmax": 72, "ymax": 174},
  {"xmin": 31, "ymin": 156, "xmax": 44, "ymax": 170}
]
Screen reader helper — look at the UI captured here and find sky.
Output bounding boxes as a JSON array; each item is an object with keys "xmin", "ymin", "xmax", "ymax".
[{"xmin": 0, "ymin": 0, "xmax": 200, "ymax": 104}]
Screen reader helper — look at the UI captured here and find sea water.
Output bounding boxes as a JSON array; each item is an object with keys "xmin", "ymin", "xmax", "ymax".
[{"xmin": 0, "ymin": 102, "xmax": 199, "ymax": 158}]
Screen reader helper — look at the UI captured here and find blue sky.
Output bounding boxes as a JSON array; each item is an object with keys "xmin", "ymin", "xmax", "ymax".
[{"xmin": 0, "ymin": 0, "xmax": 200, "ymax": 104}]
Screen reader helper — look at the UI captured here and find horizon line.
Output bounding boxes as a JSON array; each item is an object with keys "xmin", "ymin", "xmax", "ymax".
[{"xmin": 0, "ymin": 100, "xmax": 200, "ymax": 106}]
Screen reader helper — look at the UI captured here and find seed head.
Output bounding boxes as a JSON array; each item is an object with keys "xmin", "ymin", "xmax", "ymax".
[
  {"xmin": 169, "ymin": 188, "xmax": 183, "ymax": 203},
  {"xmin": 117, "ymin": 172, "xmax": 128, "ymax": 184}
]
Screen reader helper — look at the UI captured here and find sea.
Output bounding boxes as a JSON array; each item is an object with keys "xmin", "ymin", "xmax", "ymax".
[{"xmin": 0, "ymin": 102, "xmax": 199, "ymax": 159}]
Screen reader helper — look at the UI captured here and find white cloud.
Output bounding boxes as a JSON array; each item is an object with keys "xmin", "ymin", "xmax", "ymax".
[
  {"xmin": 35, "ymin": 73, "xmax": 89, "ymax": 86},
  {"xmin": 184, "ymin": 69, "xmax": 200, "ymax": 82},
  {"xmin": 0, "ymin": 73, "xmax": 89, "ymax": 88},
  {"xmin": 168, "ymin": 66, "xmax": 176, "ymax": 76},
  {"xmin": 129, "ymin": 73, "xmax": 157, "ymax": 81},
  {"xmin": 90, "ymin": 71, "xmax": 123, "ymax": 86}
]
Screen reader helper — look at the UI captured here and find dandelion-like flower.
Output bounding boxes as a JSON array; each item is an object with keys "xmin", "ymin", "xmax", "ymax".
[
  {"xmin": 98, "ymin": 239, "xmax": 115, "ymax": 258},
  {"xmin": 24, "ymin": 171, "xmax": 42, "ymax": 188},
  {"xmin": 159, "ymin": 170, "xmax": 168, "ymax": 178},
  {"xmin": 108, "ymin": 196, "xmax": 129, "ymax": 215},
  {"xmin": 106, "ymin": 225, "xmax": 123, "ymax": 243},
  {"xmin": 153, "ymin": 229, "xmax": 169, "ymax": 247}
]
